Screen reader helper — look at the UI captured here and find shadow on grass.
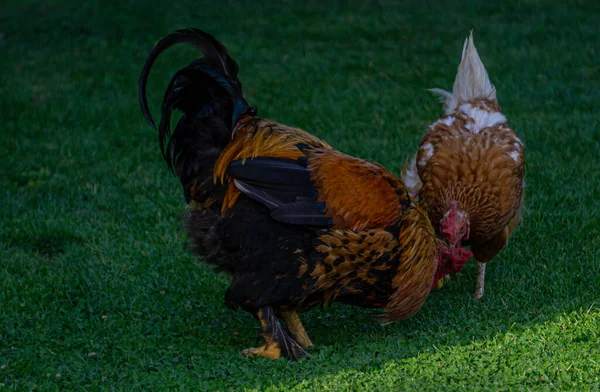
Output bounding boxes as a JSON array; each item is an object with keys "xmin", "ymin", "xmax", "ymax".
[{"xmin": 176, "ymin": 221, "xmax": 599, "ymax": 388}]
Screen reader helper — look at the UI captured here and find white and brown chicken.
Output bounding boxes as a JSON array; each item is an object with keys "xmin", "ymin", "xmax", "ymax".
[{"xmin": 403, "ymin": 32, "xmax": 525, "ymax": 299}]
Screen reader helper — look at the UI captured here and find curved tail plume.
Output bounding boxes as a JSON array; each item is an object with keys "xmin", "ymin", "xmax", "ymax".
[
  {"xmin": 138, "ymin": 28, "xmax": 242, "ymax": 129},
  {"xmin": 429, "ymin": 31, "xmax": 496, "ymax": 114},
  {"xmin": 138, "ymin": 29, "xmax": 248, "ymax": 200}
]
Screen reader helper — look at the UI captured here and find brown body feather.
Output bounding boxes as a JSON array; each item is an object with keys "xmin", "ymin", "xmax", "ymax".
[
  {"xmin": 308, "ymin": 150, "xmax": 410, "ymax": 231},
  {"xmin": 417, "ymin": 102, "xmax": 525, "ymax": 246}
]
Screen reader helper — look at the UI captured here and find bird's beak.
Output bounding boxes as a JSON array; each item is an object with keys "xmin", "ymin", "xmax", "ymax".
[{"xmin": 436, "ymin": 277, "xmax": 444, "ymax": 289}]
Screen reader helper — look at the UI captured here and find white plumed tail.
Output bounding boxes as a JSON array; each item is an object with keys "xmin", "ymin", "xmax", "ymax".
[{"xmin": 429, "ymin": 31, "xmax": 497, "ymax": 114}]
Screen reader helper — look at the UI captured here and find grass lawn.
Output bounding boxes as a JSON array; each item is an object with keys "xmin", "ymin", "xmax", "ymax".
[{"xmin": 1, "ymin": 0, "xmax": 599, "ymax": 390}]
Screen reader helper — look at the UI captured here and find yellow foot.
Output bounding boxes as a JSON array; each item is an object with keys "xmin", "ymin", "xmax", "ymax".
[
  {"xmin": 241, "ymin": 343, "xmax": 282, "ymax": 360},
  {"xmin": 244, "ymin": 307, "xmax": 310, "ymax": 360}
]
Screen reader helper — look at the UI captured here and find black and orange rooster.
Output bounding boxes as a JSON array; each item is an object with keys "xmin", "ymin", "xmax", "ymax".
[{"xmin": 139, "ymin": 29, "xmax": 470, "ymax": 360}]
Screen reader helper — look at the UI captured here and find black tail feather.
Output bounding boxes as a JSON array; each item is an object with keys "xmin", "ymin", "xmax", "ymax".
[
  {"xmin": 138, "ymin": 28, "xmax": 250, "ymax": 196},
  {"xmin": 138, "ymin": 28, "xmax": 240, "ymax": 129}
]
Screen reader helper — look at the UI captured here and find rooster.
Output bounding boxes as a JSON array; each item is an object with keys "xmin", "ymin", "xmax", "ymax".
[
  {"xmin": 138, "ymin": 29, "xmax": 470, "ymax": 360},
  {"xmin": 403, "ymin": 32, "xmax": 525, "ymax": 300}
]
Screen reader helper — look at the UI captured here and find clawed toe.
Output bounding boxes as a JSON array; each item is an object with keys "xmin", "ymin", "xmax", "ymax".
[
  {"xmin": 241, "ymin": 344, "xmax": 282, "ymax": 359},
  {"xmin": 242, "ymin": 307, "xmax": 310, "ymax": 360}
]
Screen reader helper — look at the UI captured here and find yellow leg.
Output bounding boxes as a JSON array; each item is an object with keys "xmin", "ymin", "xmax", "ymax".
[
  {"xmin": 281, "ymin": 310, "xmax": 314, "ymax": 348},
  {"xmin": 241, "ymin": 307, "xmax": 308, "ymax": 360}
]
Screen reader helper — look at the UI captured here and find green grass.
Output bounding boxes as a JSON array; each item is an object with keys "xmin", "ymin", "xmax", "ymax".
[{"xmin": 1, "ymin": 0, "xmax": 599, "ymax": 390}]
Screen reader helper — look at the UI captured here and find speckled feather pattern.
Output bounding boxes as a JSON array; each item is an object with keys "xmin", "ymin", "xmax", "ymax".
[
  {"xmin": 409, "ymin": 97, "xmax": 525, "ymax": 263},
  {"xmin": 295, "ymin": 206, "xmax": 437, "ymax": 323}
]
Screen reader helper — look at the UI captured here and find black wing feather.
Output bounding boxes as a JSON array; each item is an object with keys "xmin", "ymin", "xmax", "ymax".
[
  {"xmin": 228, "ymin": 157, "xmax": 332, "ymax": 228},
  {"xmin": 233, "ymin": 179, "xmax": 282, "ymax": 210},
  {"xmin": 271, "ymin": 202, "xmax": 332, "ymax": 226},
  {"xmin": 228, "ymin": 157, "xmax": 312, "ymax": 185}
]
